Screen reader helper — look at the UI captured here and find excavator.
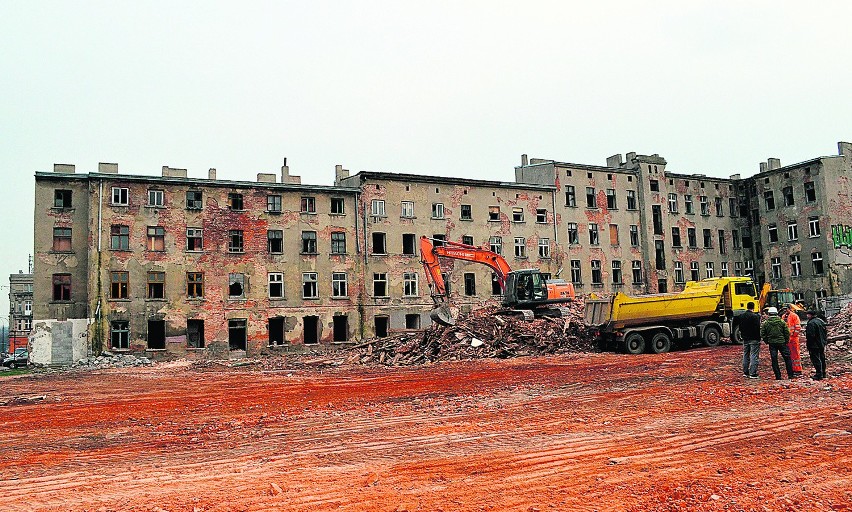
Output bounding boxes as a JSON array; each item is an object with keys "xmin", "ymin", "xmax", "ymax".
[
  {"xmin": 420, "ymin": 236, "xmax": 576, "ymax": 326},
  {"xmin": 758, "ymin": 283, "xmax": 806, "ymax": 318}
]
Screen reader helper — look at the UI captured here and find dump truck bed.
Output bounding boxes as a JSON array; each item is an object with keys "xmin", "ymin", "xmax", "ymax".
[{"xmin": 586, "ymin": 279, "xmax": 731, "ymax": 330}]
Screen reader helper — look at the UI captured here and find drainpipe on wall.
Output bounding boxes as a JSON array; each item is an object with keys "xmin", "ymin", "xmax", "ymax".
[
  {"xmin": 550, "ymin": 188, "xmax": 560, "ymax": 277},
  {"xmin": 93, "ymin": 179, "xmax": 104, "ymax": 356}
]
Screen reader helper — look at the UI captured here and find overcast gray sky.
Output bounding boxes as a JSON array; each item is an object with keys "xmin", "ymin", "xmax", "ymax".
[{"xmin": 2, "ymin": 1, "xmax": 852, "ymax": 323}]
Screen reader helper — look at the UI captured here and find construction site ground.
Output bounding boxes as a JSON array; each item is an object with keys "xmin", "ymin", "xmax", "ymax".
[{"xmin": 2, "ymin": 344, "xmax": 851, "ymax": 512}]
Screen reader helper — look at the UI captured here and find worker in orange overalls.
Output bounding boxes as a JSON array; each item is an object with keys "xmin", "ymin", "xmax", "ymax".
[{"xmin": 781, "ymin": 304, "xmax": 803, "ymax": 377}]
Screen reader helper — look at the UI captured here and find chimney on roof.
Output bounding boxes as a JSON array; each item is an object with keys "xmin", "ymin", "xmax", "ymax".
[
  {"xmin": 98, "ymin": 162, "xmax": 118, "ymax": 174},
  {"xmin": 208, "ymin": 168, "xmax": 217, "ymax": 180},
  {"xmin": 606, "ymin": 154, "xmax": 623, "ymax": 168},
  {"xmin": 768, "ymin": 158, "xmax": 781, "ymax": 171},
  {"xmin": 626, "ymin": 152, "xmax": 637, "ymax": 163},
  {"xmin": 335, "ymin": 164, "xmax": 349, "ymax": 185},
  {"xmin": 759, "ymin": 162, "xmax": 767, "ymax": 173},
  {"xmin": 53, "ymin": 164, "xmax": 75, "ymax": 174},
  {"xmin": 281, "ymin": 158, "xmax": 301, "ymax": 184},
  {"xmin": 839, "ymin": 141, "xmax": 852, "ymax": 158},
  {"xmin": 162, "ymin": 166, "xmax": 188, "ymax": 178},
  {"xmin": 521, "ymin": 154, "xmax": 528, "ymax": 166},
  {"xmin": 730, "ymin": 173, "xmax": 741, "ymax": 180},
  {"xmin": 257, "ymin": 173, "xmax": 276, "ymax": 183}
]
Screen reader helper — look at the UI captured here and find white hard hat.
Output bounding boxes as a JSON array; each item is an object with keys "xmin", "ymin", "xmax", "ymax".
[{"xmin": 767, "ymin": 307, "xmax": 778, "ymax": 315}]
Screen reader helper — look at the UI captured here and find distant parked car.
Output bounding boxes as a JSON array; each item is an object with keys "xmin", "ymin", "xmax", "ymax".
[{"xmin": 2, "ymin": 349, "xmax": 28, "ymax": 368}]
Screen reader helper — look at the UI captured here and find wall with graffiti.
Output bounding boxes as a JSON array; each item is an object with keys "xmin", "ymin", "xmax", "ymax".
[{"xmin": 831, "ymin": 224, "xmax": 852, "ymax": 265}]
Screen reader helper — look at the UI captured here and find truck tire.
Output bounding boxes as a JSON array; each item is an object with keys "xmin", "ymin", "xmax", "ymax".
[
  {"xmin": 649, "ymin": 332, "xmax": 672, "ymax": 354},
  {"xmin": 702, "ymin": 325, "xmax": 722, "ymax": 347},
  {"xmin": 730, "ymin": 324, "xmax": 743, "ymax": 345},
  {"xmin": 621, "ymin": 332, "xmax": 646, "ymax": 354}
]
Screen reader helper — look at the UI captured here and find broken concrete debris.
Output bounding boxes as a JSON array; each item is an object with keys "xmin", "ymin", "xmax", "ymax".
[{"xmin": 72, "ymin": 352, "xmax": 153, "ymax": 370}]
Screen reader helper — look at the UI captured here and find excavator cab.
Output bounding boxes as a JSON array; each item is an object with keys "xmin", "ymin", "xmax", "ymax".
[{"xmin": 503, "ymin": 270, "xmax": 547, "ymax": 307}]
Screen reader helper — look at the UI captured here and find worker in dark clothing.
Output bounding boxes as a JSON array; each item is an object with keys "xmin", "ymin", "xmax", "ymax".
[
  {"xmin": 805, "ymin": 310, "xmax": 828, "ymax": 380},
  {"xmin": 761, "ymin": 306, "xmax": 793, "ymax": 380},
  {"xmin": 739, "ymin": 302, "xmax": 762, "ymax": 379}
]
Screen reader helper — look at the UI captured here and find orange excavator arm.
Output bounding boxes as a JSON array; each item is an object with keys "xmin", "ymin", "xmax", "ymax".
[{"xmin": 420, "ymin": 236, "xmax": 513, "ymax": 324}]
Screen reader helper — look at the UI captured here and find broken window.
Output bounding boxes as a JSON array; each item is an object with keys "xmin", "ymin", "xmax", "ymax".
[
  {"xmin": 187, "ymin": 272, "xmax": 204, "ymax": 298},
  {"xmin": 732, "ymin": 230, "xmax": 740, "ymax": 249},
  {"xmin": 330, "ymin": 197, "xmax": 345, "ymax": 214},
  {"xmin": 700, "ymin": 195, "xmax": 709, "ymax": 216},
  {"xmin": 652, "ymin": 205, "xmax": 663, "ymax": 235},
  {"xmin": 588, "ymin": 224, "xmax": 599, "ymax": 245},
  {"xmin": 565, "ymin": 186, "xmax": 576, "ymax": 207},
  {"xmin": 492, "ymin": 273, "xmax": 503, "ymax": 294},
  {"xmin": 463, "ymin": 273, "xmax": 476, "ymax": 296},
  {"xmin": 632, "ymin": 261, "xmax": 642, "ymax": 284},
  {"xmin": 302, "ymin": 272, "xmax": 318, "ymax": 298},
  {"xmin": 787, "ymin": 222, "xmax": 798, "ymax": 241},
  {"xmin": 719, "ymin": 230, "xmax": 727, "ymax": 254},
  {"xmin": 53, "ymin": 227, "xmax": 72, "ymax": 252},
  {"xmin": 462, "ymin": 235, "xmax": 474, "ymax": 246},
  {"xmin": 768, "ymin": 223, "xmax": 778, "ymax": 243},
  {"xmin": 111, "ymin": 187, "xmax": 128, "ymax": 206},
  {"xmin": 537, "ymin": 209, "xmax": 547, "ymax": 223},
  {"xmin": 228, "ymin": 319, "xmax": 247, "ymax": 351},
  {"xmin": 331, "ymin": 232, "xmax": 346, "ymax": 254},
  {"xmin": 301, "ymin": 196, "xmax": 316, "ymax": 213},
  {"xmin": 649, "ymin": 180, "xmax": 659, "ymax": 192},
  {"xmin": 110, "ymin": 225, "xmax": 129, "ymax": 250},
  {"xmin": 52, "ymin": 273, "xmax": 71, "ymax": 301},
  {"xmin": 488, "ymin": 206, "xmax": 501, "ymax": 221},
  {"xmin": 687, "ymin": 228, "xmax": 697, "ymax": 248},
  {"xmin": 432, "ymin": 203, "xmax": 445, "ymax": 219},
  {"xmin": 591, "ymin": 260, "xmax": 602, "ymax": 284},
  {"xmin": 269, "ymin": 272, "xmax": 284, "ymax": 298},
  {"xmin": 228, "ymin": 230, "xmax": 244, "ymax": 253},
  {"xmin": 658, "ymin": 279, "xmax": 668, "ymax": 293},
  {"xmin": 783, "ymin": 186, "xmax": 794, "ymax": 207},
  {"xmin": 186, "ymin": 190, "xmax": 203, "ymax": 209},
  {"xmin": 148, "ymin": 189, "xmax": 164, "ymax": 207},
  {"xmin": 147, "ymin": 272, "xmax": 165, "ymax": 299},
  {"xmin": 674, "ymin": 262, "xmax": 685, "ymax": 284},
  {"xmin": 373, "ymin": 273, "xmax": 388, "ymax": 297},
  {"xmin": 147, "ymin": 226, "xmax": 165, "ymax": 251},
  {"xmin": 790, "ymin": 255, "xmax": 802, "ymax": 277},
  {"xmin": 655, "ymin": 240, "xmax": 666, "ymax": 270},
  {"xmin": 54, "ymin": 189, "xmax": 72, "ymax": 208},
  {"xmin": 110, "ymin": 320, "xmax": 129, "ymax": 349},
  {"xmin": 804, "ymin": 182, "xmax": 816, "ymax": 202},
  {"xmin": 671, "ymin": 227, "xmax": 682, "ymax": 247},
  {"xmin": 512, "ymin": 207, "xmax": 524, "ymax": 222},
  {"xmin": 514, "ymin": 237, "xmax": 526, "ymax": 258},
  {"xmin": 490, "ymin": 236, "xmax": 503, "ymax": 254},
  {"xmin": 227, "ymin": 193, "xmax": 244, "ymax": 210},
  {"xmin": 764, "ymin": 191, "xmax": 775, "ymax": 210},
  {"xmin": 684, "ymin": 195, "xmax": 694, "ymax": 214},
  {"xmin": 812, "ymin": 252, "xmax": 824, "ymax": 275},
  {"xmin": 405, "ymin": 314, "xmax": 420, "ymax": 330},
  {"xmin": 715, "ymin": 197, "xmax": 723, "ymax": 216},
  {"xmin": 332, "ymin": 272, "xmax": 348, "ymax": 297},
  {"xmin": 401, "ymin": 201, "xmax": 414, "ymax": 218},
  {"xmin": 690, "ymin": 262, "xmax": 700, "ymax": 282},
  {"xmin": 611, "ymin": 261, "xmax": 622, "ymax": 284},
  {"xmin": 570, "ymin": 260, "xmax": 582, "ymax": 284},
  {"xmin": 110, "ymin": 271, "xmax": 128, "ymax": 299},
  {"xmin": 566, "ymin": 223, "xmax": 578, "ymax": 245},
  {"xmin": 734, "ymin": 262, "xmax": 742, "ymax": 276},
  {"xmin": 809, "ymin": 217, "xmax": 821, "ymax": 237},
  {"xmin": 187, "ymin": 319, "xmax": 204, "ymax": 348},
  {"xmin": 228, "ymin": 273, "xmax": 245, "ymax": 299},
  {"xmin": 333, "ymin": 315, "xmax": 348, "ymax": 341},
  {"xmin": 268, "ymin": 230, "xmax": 284, "ymax": 253},
  {"xmin": 668, "ymin": 193, "xmax": 678, "ymax": 213},
  {"xmin": 703, "ymin": 229, "xmax": 712, "ymax": 249},
  {"xmin": 371, "ymin": 199, "xmax": 385, "ymax": 216},
  {"xmin": 402, "ymin": 234, "xmax": 416, "ymax": 255},
  {"xmin": 539, "ymin": 238, "xmax": 550, "ymax": 259},
  {"xmin": 148, "ymin": 320, "xmax": 165, "ymax": 350},
  {"xmin": 403, "ymin": 272, "xmax": 418, "ymax": 296},
  {"xmin": 269, "ymin": 317, "xmax": 285, "ymax": 346},
  {"xmin": 626, "ymin": 190, "xmax": 637, "ymax": 210},
  {"xmin": 730, "ymin": 197, "xmax": 738, "ymax": 217},
  {"xmin": 460, "ymin": 204, "xmax": 472, "ymax": 220},
  {"xmin": 432, "ymin": 234, "xmax": 446, "ymax": 247},
  {"xmin": 186, "ymin": 228, "xmax": 202, "ymax": 251},
  {"xmin": 372, "ymin": 232, "xmax": 387, "ymax": 254},
  {"xmin": 267, "ymin": 194, "xmax": 282, "ymax": 212},
  {"xmin": 586, "ymin": 187, "xmax": 597, "ymax": 208}
]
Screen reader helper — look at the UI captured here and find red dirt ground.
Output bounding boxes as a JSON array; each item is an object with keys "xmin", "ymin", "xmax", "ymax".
[{"xmin": 1, "ymin": 345, "xmax": 851, "ymax": 512}]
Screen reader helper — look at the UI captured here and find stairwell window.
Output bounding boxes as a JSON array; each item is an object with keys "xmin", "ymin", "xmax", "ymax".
[
  {"xmin": 187, "ymin": 272, "xmax": 204, "ymax": 298},
  {"xmin": 804, "ymin": 182, "xmax": 816, "ymax": 202},
  {"xmin": 764, "ymin": 191, "xmax": 775, "ymax": 210},
  {"xmin": 626, "ymin": 190, "xmax": 637, "ymax": 210},
  {"xmin": 187, "ymin": 228, "xmax": 203, "ymax": 251},
  {"xmin": 586, "ymin": 187, "xmax": 597, "ymax": 208},
  {"xmin": 565, "ymin": 186, "xmax": 576, "ymax": 207},
  {"xmin": 301, "ymin": 231, "xmax": 317, "ymax": 254},
  {"xmin": 668, "ymin": 193, "xmax": 678, "ymax": 213},
  {"xmin": 464, "ymin": 273, "xmax": 476, "ymax": 296}
]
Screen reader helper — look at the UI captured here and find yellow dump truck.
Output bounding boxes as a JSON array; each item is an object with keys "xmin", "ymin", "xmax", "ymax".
[{"xmin": 585, "ymin": 277, "xmax": 759, "ymax": 354}]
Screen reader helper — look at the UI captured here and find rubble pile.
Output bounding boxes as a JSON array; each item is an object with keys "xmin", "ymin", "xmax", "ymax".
[
  {"xmin": 72, "ymin": 352, "xmax": 153, "ymax": 370},
  {"xmin": 354, "ymin": 303, "xmax": 595, "ymax": 366},
  {"xmin": 827, "ymin": 304, "xmax": 852, "ymax": 346}
]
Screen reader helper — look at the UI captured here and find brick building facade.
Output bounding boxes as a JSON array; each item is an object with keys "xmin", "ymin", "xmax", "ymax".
[{"xmin": 32, "ymin": 141, "xmax": 852, "ymax": 361}]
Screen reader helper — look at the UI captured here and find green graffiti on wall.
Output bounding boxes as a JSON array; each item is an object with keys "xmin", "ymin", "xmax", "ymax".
[{"xmin": 832, "ymin": 224, "xmax": 852, "ymax": 249}]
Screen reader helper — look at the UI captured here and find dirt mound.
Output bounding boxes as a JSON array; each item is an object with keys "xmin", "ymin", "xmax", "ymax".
[{"xmin": 354, "ymin": 303, "xmax": 595, "ymax": 366}]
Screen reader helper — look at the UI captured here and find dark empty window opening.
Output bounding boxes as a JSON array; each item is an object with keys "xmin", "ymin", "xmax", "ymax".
[
  {"xmin": 303, "ymin": 316, "xmax": 319, "ymax": 344},
  {"xmin": 53, "ymin": 273, "xmax": 71, "ymax": 301},
  {"xmin": 227, "ymin": 193, "xmax": 244, "ymax": 210},
  {"xmin": 491, "ymin": 274, "xmax": 503, "ymax": 295},
  {"xmin": 269, "ymin": 317, "xmax": 285, "ymax": 346},
  {"xmin": 405, "ymin": 314, "xmax": 421, "ymax": 330},
  {"xmin": 432, "ymin": 234, "xmax": 446, "ymax": 247},
  {"xmin": 402, "ymin": 234, "xmax": 416, "ymax": 255},
  {"xmin": 268, "ymin": 230, "xmax": 283, "ymax": 253},
  {"xmin": 228, "ymin": 273, "xmax": 245, "ymax": 299},
  {"xmin": 147, "ymin": 320, "xmax": 166, "ymax": 350},
  {"xmin": 187, "ymin": 319, "xmax": 205, "ymax": 348},
  {"xmin": 460, "ymin": 204, "xmax": 472, "ymax": 220},
  {"xmin": 228, "ymin": 319, "xmax": 247, "ymax": 351},
  {"xmin": 372, "ymin": 232, "xmax": 387, "ymax": 254},
  {"xmin": 464, "ymin": 273, "xmax": 476, "ymax": 296},
  {"xmin": 186, "ymin": 190, "xmax": 203, "ymax": 209},
  {"xmin": 54, "ymin": 189, "xmax": 72, "ymax": 208},
  {"xmin": 330, "ymin": 197, "xmax": 345, "ymax": 214},
  {"xmin": 375, "ymin": 316, "xmax": 389, "ymax": 338},
  {"xmin": 333, "ymin": 315, "xmax": 348, "ymax": 342},
  {"xmin": 649, "ymin": 180, "xmax": 659, "ymax": 192}
]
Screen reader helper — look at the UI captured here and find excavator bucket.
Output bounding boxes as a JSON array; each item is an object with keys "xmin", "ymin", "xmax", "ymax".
[{"xmin": 430, "ymin": 304, "xmax": 455, "ymax": 326}]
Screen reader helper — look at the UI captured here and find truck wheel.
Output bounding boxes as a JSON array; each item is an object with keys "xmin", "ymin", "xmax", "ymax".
[
  {"xmin": 621, "ymin": 333, "xmax": 646, "ymax": 354},
  {"xmin": 702, "ymin": 325, "xmax": 722, "ymax": 347},
  {"xmin": 649, "ymin": 332, "xmax": 672, "ymax": 354},
  {"xmin": 730, "ymin": 325, "xmax": 743, "ymax": 345}
]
